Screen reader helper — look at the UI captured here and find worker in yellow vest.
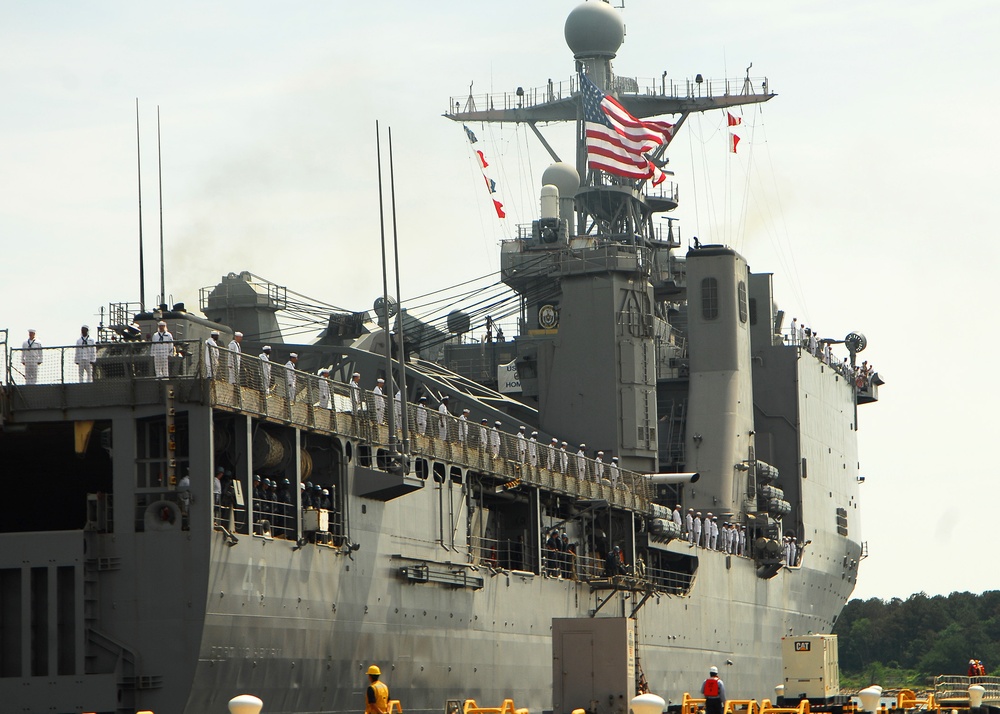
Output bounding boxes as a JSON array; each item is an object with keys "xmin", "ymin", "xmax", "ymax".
[{"xmin": 365, "ymin": 664, "xmax": 390, "ymax": 714}]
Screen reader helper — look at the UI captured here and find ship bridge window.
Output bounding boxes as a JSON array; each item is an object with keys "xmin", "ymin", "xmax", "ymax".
[
  {"xmin": 701, "ymin": 277, "xmax": 719, "ymax": 320},
  {"xmin": 738, "ymin": 281, "xmax": 748, "ymax": 323}
]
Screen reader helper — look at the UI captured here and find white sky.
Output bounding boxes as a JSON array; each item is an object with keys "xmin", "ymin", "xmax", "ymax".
[{"xmin": 2, "ymin": 0, "xmax": 998, "ymax": 601}]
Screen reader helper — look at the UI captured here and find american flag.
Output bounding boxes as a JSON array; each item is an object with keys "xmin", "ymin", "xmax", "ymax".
[{"xmin": 581, "ymin": 73, "xmax": 672, "ymax": 184}]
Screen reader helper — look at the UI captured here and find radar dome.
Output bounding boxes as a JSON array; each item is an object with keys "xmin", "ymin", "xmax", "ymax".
[
  {"xmin": 564, "ymin": 1, "xmax": 624, "ymax": 59},
  {"xmin": 541, "ymin": 163, "xmax": 581, "ymax": 198}
]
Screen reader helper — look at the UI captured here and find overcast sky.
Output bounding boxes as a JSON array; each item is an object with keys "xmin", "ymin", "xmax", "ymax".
[{"xmin": 2, "ymin": 0, "xmax": 998, "ymax": 601}]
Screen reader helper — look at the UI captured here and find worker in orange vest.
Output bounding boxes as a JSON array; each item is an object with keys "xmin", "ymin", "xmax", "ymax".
[{"xmin": 365, "ymin": 664, "xmax": 390, "ymax": 714}]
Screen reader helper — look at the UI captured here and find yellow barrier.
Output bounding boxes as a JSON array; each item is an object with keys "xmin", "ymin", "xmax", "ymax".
[
  {"xmin": 896, "ymin": 689, "xmax": 938, "ymax": 710},
  {"xmin": 389, "ymin": 700, "xmax": 404, "ymax": 714},
  {"xmin": 759, "ymin": 698, "xmax": 810, "ymax": 714},
  {"xmin": 726, "ymin": 700, "xmax": 760, "ymax": 714},
  {"xmin": 682, "ymin": 693, "xmax": 705, "ymax": 714},
  {"xmin": 463, "ymin": 699, "xmax": 529, "ymax": 714}
]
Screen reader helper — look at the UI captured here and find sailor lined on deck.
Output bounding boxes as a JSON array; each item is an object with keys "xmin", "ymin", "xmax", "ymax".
[
  {"xmin": 372, "ymin": 378, "xmax": 385, "ymax": 423},
  {"xmin": 318, "ymin": 368, "xmax": 331, "ymax": 409},
  {"xmin": 151, "ymin": 322, "xmax": 173, "ymax": 378},
  {"xmin": 285, "ymin": 353, "xmax": 298, "ymax": 398},
  {"xmin": 21, "ymin": 329, "xmax": 43, "ymax": 384},
  {"xmin": 416, "ymin": 396, "xmax": 428, "ymax": 434},
  {"xmin": 75, "ymin": 325, "xmax": 96, "ymax": 383},
  {"xmin": 259, "ymin": 346, "xmax": 272, "ymax": 391},
  {"xmin": 458, "ymin": 408, "xmax": 470, "ymax": 443},
  {"xmin": 516, "ymin": 426, "xmax": 527, "ymax": 463},
  {"xmin": 349, "ymin": 372, "xmax": 362, "ymax": 413},
  {"xmin": 204, "ymin": 330, "xmax": 221, "ymax": 379},
  {"xmin": 437, "ymin": 396, "xmax": 450, "ymax": 440},
  {"xmin": 227, "ymin": 332, "xmax": 243, "ymax": 385}
]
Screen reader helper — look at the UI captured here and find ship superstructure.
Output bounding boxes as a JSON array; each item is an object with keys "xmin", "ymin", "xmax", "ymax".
[{"xmin": 0, "ymin": 3, "xmax": 880, "ymax": 714}]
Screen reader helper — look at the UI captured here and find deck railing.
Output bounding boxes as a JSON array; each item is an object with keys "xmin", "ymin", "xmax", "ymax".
[{"xmin": 8, "ymin": 343, "xmax": 655, "ymax": 511}]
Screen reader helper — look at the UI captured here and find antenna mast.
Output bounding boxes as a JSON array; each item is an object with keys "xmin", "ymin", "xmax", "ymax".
[
  {"xmin": 388, "ymin": 127, "xmax": 409, "ymax": 456},
  {"xmin": 157, "ymin": 106, "xmax": 165, "ymax": 307},
  {"xmin": 135, "ymin": 99, "xmax": 146, "ymax": 310}
]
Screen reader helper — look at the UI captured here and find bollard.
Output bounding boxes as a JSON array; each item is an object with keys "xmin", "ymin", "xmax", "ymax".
[
  {"xmin": 774, "ymin": 685, "xmax": 785, "ymax": 705},
  {"xmin": 229, "ymin": 694, "xmax": 264, "ymax": 714},
  {"xmin": 631, "ymin": 692, "xmax": 667, "ymax": 714},
  {"xmin": 969, "ymin": 685, "xmax": 985, "ymax": 709},
  {"xmin": 858, "ymin": 687, "xmax": 881, "ymax": 714}
]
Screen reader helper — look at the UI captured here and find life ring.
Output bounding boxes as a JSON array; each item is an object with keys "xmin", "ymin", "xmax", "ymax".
[{"xmin": 855, "ymin": 377, "xmax": 865, "ymax": 389}]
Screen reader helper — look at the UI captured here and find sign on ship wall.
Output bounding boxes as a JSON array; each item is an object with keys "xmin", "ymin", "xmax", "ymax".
[{"xmin": 498, "ymin": 360, "xmax": 521, "ymax": 394}]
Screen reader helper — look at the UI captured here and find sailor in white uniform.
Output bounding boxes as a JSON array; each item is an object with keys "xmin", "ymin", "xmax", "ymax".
[
  {"xmin": 490, "ymin": 421, "xmax": 502, "ymax": 458},
  {"xmin": 692, "ymin": 512, "xmax": 702, "ymax": 548},
  {"xmin": 285, "ymin": 353, "xmax": 298, "ymax": 399},
  {"xmin": 458, "ymin": 408, "xmax": 470, "ymax": 444},
  {"xmin": 559, "ymin": 442, "xmax": 569, "ymax": 473},
  {"xmin": 150, "ymin": 322, "xmax": 172, "ymax": 378},
  {"xmin": 204, "ymin": 330, "xmax": 221, "ymax": 379},
  {"xmin": 609, "ymin": 456, "xmax": 620, "ymax": 487},
  {"xmin": 479, "ymin": 419, "xmax": 490, "ymax": 450},
  {"xmin": 317, "ymin": 368, "xmax": 331, "ymax": 409},
  {"xmin": 416, "ymin": 396, "xmax": 428, "ymax": 434},
  {"xmin": 516, "ymin": 426, "xmax": 527, "ymax": 463},
  {"xmin": 373, "ymin": 378, "xmax": 385, "ymax": 423},
  {"xmin": 528, "ymin": 431, "xmax": 538, "ymax": 466},
  {"xmin": 349, "ymin": 372, "xmax": 362, "ymax": 412},
  {"xmin": 227, "ymin": 332, "xmax": 243, "ymax": 384},
  {"xmin": 259, "ymin": 346, "xmax": 273, "ymax": 392},
  {"xmin": 709, "ymin": 515, "xmax": 719, "ymax": 550},
  {"xmin": 685, "ymin": 509, "xmax": 695, "ymax": 543},
  {"xmin": 394, "ymin": 390, "xmax": 403, "ymax": 430},
  {"xmin": 547, "ymin": 438, "xmax": 559, "ymax": 471},
  {"xmin": 575, "ymin": 444, "xmax": 587, "ymax": 480},
  {"xmin": 672, "ymin": 505, "xmax": 683, "ymax": 532},
  {"xmin": 437, "ymin": 396, "xmax": 450, "ymax": 440},
  {"xmin": 21, "ymin": 328, "xmax": 43, "ymax": 384},
  {"xmin": 75, "ymin": 325, "xmax": 96, "ymax": 383},
  {"xmin": 594, "ymin": 451, "xmax": 605, "ymax": 481}
]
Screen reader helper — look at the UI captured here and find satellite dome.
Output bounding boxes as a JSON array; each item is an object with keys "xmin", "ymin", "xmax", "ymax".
[
  {"xmin": 564, "ymin": 1, "xmax": 624, "ymax": 59},
  {"xmin": 541, "ymin": 163, "xmax": 581, "ymax": 198}
]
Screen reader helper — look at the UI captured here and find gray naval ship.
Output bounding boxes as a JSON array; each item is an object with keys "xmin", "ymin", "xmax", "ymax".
[{"xmin": 0, "ymin": 2, "xmax": 883, "ymax": 713}]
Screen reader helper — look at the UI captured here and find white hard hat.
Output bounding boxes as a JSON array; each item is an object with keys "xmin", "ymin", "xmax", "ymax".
[{"xmin": 709, "ymin": 666, "xmax": 718, "ymax": 675}]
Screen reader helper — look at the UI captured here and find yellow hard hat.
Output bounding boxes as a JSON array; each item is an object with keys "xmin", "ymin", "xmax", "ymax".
[{"xmin": 367, "ymin": 665, "xmax": 381, "ymax": 676}]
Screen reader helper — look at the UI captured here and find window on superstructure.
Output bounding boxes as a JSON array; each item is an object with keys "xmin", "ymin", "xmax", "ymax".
[
  {"xmin": 738, "ymin": 280, "xmax": 748, "ymax": 323},
  {"xmin": 701, "ymin": 277, "xmax": 719, "ymax": 320}
]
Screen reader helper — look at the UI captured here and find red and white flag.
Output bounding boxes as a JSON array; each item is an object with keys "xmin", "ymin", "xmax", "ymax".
[
  {"xmin": 727, "ymin": 112, "xmax": 742, "ymax": 127},
  {"xmin": 730, "ymin": 133, "xmax": 741, "ymax": 154}
]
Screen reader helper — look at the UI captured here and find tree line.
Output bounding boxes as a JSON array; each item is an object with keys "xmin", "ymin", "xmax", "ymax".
[{"xmin": 833, "ymin": 591, "xmax": 1000, "ymax": 684}]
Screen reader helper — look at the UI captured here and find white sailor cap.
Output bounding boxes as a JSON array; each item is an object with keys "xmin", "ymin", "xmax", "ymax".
[
  {"xmin": 561, "ymin": 441, "xmax": 567, "ymax": 446},
  {"xmin": 210, "ymin": 329, "xmax": 220, "ymax": 336},
  {"xmin": 377, "ymin": 378, "xmax": 384, "ymax": 383},
  {"xmin": 494, "ymin": 420, "xmax": 502, "ymax": 426},
  {"xmin": 597, "ymin": 451, "xmax": 604, "ymax": 456},
  {"xmin": 579, "ymin": 443, "xmax": 586, "ymax": 448},
  {"xmin": 157, "ymin": 321, "xmax": 166, "ymax": 327},
  {"xmin": 289, "ymin": 352, "xmax": 298, "ymax": 358},
  {"xmin": 531, "ymin": 431, "xmax": 538, "ymax": 436},
  {"xmin": 519, "ymin": 425, "xmax": 526, "ymax": 431},
  {"xmin": 463, "ymin": 408, "xmax": 470, "ymax": 414},
  {"xmin": 234, "ymin": 331, "xmax": 243, "ymax": 337},
  {"xmin": 612, "ymin": 457, "xmax": 619, "ymax": 462},
  {"xmin": 481, "ymin": 418, "xmax": 488, "ymax": 423},
  {"xmin": 81, "ymin": 325, "xmax": 89, "ymax": 330},
  {"xmin": 319, "ymin": 368, "xmax": 330, "ymax": 374},
  {"xmin": 551, "ymin": 438, "xmax": 558, "ymax": 443},
  {"xmin": 419, "ymin": 396, "xmax": 427, "ymax": 401},
  {"xmin": 352, "ymin": 372, "xmax": 360, "ymax": 377},
  {"xmin": 263, "ymin": 345, "xmax": 271, "ymax": 351}
]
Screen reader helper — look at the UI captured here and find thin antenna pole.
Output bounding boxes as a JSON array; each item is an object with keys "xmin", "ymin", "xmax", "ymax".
[
  {"xmin": 136, "ymin": 99, "xmax": 146, "ymax": 310},
  {"xmin": 157, "ymin": 106, "xmax": 165, "ymax": 307},
  {"xmin": 375, "ymin": 121, "xmax": 396, "ymax": 451},
  {"xmin": 387, "ymin": 127, "xmax": 409, "ymax": 456}
]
